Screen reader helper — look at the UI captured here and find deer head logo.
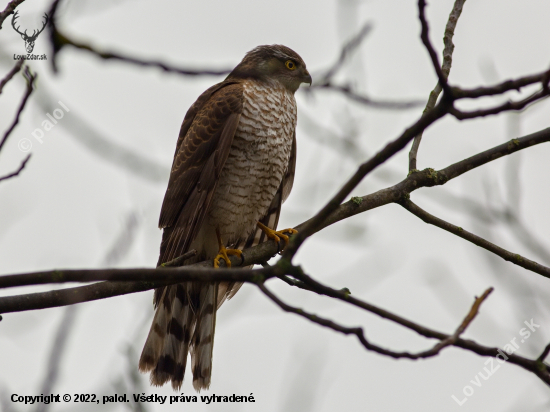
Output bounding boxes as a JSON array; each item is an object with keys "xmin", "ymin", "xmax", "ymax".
[{"xmin": 11, "ymin": 11, "xmax": 48, "ymax": 54}]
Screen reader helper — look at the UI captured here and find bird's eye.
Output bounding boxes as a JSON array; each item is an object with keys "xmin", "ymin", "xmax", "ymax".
[{"xmin": 285, "ymin": 60, "xmax": 296, "ymax": 70}]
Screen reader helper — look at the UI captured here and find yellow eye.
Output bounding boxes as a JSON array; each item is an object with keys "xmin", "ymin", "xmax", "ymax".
[{"xmin": 285, "ymin": 60, "xmax": 296, "ymax": 70}]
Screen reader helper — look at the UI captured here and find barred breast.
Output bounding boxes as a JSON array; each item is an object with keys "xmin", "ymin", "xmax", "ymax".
[{"xmin": 208, "ymin": 79, "xmax": 297, "ymax": 244}]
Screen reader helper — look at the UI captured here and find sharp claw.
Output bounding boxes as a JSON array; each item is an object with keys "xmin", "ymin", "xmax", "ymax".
[{"xmin": 257, "ymin": 223, "xmax": 298, "ymax": 253}]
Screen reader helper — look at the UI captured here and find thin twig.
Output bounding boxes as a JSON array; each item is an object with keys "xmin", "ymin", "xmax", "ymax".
[
  {"xmin": 417, "ymin": 0, "xmax": 452, "ymax": 96},
  {"xmin": 437, "ymin": 127, "xmax": 550, "ymax": 181},
  {"xmin": 257, "ymin": 281, "xmax": 550, "ymax": 385},
  {"xmin": 299, "ymin": 127, "xmax": 550, "ymax": 234},
  {"xmin": 257, "ymin": 282, "xmax": 429, "ymax": 359},
  {"xmin": 0, "ymin": 234, "xmax": 282, "ymax": 313},
  {"xmin": 411, "ymin": 287, "xmax": 493, "ymax": 358},
  {"xmin": 452, "ymin": 69, "xmax": 550, "ymax": 99},
  {"xmin": 0, "ymin": 154, "xmax": 31, "ymax": 183},
  {"xmin": 0, "ymin": 0, "xmax": 25, "ymax": 29},
  {"xmin": 281, "ymin": 265, "xmax": 488, "ymax": 354},
  {"xmin": 450, "ymin": 89, "xmax": 550, "ymax": 119},
  {"xmin": 317, "ymin": 22, "xmax": 373, "ymax": 83},
  {"xmin": 0, "ymin": 66, "xmax": 36, "ymax": 154},
  {"xmin": 537, "ymin": 343, "xmax": 550, "ymax": 363},
  {"xmin": 399, "ymin": 199, "xmax": 550, "ymax": 279},
  {"xmin": 0, "ymin": 60, "xmax": 24, "ymax": 94},
  {"xmin": 409, "ymin": 0, "xmax": 466, "ymax": 170},
  {"xmin": 309, "ymin": 83, "xmax": 424, "ymax": 109},
  {"xmin": 160, "ymin": 249, "xmax": 197, "ymax": 267},
  {"xmin": 47, "ymin": 0, "xmax": 231, "ymax": 76}
]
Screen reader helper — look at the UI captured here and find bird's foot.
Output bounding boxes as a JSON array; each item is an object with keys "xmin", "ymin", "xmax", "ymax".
[
  {"xmin": 213, "ymin": 245, "xmax": 243, "ymax": 268},
  {"xmin": 257, "ymin": 222, "xmax": 298, "ymax": 252},
  {"xmin": 214, "ymin": 227, "xmax": 243, "ymax": 268}
]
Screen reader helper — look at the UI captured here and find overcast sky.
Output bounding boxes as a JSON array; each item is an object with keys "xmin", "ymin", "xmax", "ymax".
[{"xmin": 1, "ymin": 0, "xmax": 550, "ymax": 411}]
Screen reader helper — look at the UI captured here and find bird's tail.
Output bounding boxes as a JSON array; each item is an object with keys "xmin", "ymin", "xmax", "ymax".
[
  {"xmin": 139, "ymin": 284, "xmax": 196, "ymax": 390},
  {"xmin": 190, "ymin": 282, "xmax": 218, "ymax": 391}
]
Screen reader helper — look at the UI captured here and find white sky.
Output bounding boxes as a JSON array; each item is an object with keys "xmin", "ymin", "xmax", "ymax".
[{"xmin": 1, "ymin": 0, "xmax": 550, "ymax": 410}]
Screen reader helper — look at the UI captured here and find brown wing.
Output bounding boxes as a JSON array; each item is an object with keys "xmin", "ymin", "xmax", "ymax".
[{"xmin": 157, "ymin": 81, "xmax": 244, "ymax": 267}]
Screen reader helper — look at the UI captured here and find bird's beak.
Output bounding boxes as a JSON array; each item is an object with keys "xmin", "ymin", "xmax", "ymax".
[{"xmin": 302, "ymin": 69, "xmax": 312, "ymax": 86}]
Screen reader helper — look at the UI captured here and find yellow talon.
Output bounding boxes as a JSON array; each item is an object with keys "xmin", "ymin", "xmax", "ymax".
[
  {"xmin": 214, "ymin": 228, "xmax": 243, "ymax": 268},
  {"xmin": 257, "ymin": 222, "xmax": 298, "ymax": 251}
]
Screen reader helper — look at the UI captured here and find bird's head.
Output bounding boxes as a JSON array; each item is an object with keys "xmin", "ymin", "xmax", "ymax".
[{"xmin": 228, "ymin": 44, "xmax": 312, "ymax": 93}]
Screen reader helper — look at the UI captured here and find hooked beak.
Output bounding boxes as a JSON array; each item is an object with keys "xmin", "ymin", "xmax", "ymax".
[{"xmin": 302, "ymin": 69, "xmax": 312, "ymax": 86}]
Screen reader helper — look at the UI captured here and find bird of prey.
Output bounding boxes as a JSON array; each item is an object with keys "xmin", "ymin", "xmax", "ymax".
[{"xmin": 139, "ymin": 45, "xmax": 311, "ymax": 391}]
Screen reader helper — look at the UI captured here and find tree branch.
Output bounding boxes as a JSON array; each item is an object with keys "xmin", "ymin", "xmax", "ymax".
[
  {"xmin": 304, "ymin": 127, "xmax": 550, "ymax": 233},
  {"xmin": 399, "ymin": 199, "xmax": 550, "ymax": 279},
  {"xmin": 0, "ymin": 239, "xmax": 281, "ymax": 313},
  {"xmin": 0, "ymin": 0, "xmax": 25, "ymax": 29},
  {"xmin": 452, "ymin": 69, "xmax": 550, "ymax": 99},
  {"xmin": 0, "ymin": 60, "xmax": 24, "ymax": 94},
  {"xmin": 259, "ymin": 281, "xmax": 550, "ymax": 384},
  {"xmin": 281, "ymin": 95, "xmax": 450, "ymax": 261},
  {"xmin": 537, "ymin": 343, "xmax": 550, "ymax": 363},
  {"xmin": 0, "ymin": 66, "xmax": 36, "ymax": 155},
  {"xmin": 450, "ymin": 88, "xmax": 550, "ymax": 119},
  {"xmin": 417, "ymin": 0, "xmax": 452, "ymax": 96},
  {"xmin": 309, "ymin": 83, "xmax": 425, "ymax": 109},
  {"xmin": 317, "ymin": 22, "xmax": 373, "ymax": 83},
  {"xmin": 409, "ymin": 0, "xmax": 466, "ymax": 170},
  {"xmin": 47, "ymin": 0, "xmax": 231, "ymax": 76},
  {"xmin": 0, "ymin": 153, "xmax": 31, "ymax": 183},
  {"xmin": 0, "ymin": 264, "xmax": 273, "ymax": 291}
]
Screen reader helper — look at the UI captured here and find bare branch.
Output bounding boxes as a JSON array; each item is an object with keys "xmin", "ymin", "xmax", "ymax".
[
  {"xmin": 0, "ymin": 153, "xmax": 31, "ymax": 183},
  {"xmin": 308, "ymin": 83, "xmax": 424, "ymax": 109},
  {"xmin": 317, "ymin": 22, "xmax": 373, "ymax": 83},
  {"xmin": 417, "ymin": 0, "xmax": 452, "ymax": 96},
  {"xmin": 399, "ymin": 199, "xmax": 550, "ymax": 279},
  {"xmin": 279, "ymin": 265, "xmax": 490, "ymax": 356},
  {"xmin": 451, "ymin": 89, "xmax": 550, "ymax": 119},
  {"xmin": 281, "ymin": 94, "xmax": 450, "ymax": 261},
  {"xmin": 0, "ymin": 60, "xmax": 24, "ymax": 94},
  {"xmin": 307, "ymin": 127, "xmax": 550, "ymax": 233},
  {"xmin": 0, "ymin": 236, "xmax": 281, "ymax": 313},
  {"xmin": 453, "ymin": 69, "xmax": 550, "ymax": 99},
  {"xmin": 0, "ymin": 266, "xmax": 273, "ymax": 290},
  {"xmin": 161, "ymin": 250, "xmax": 197, "ymax": 267},
  {"xmin": 47, "ymin": 0, "xmax": 231, "ymax": 76},
  {"xmin": 439, "ymin": 127, "xmax": 550, "ymax": 181},
  {"xmin": 0, "ymin": 0, "xmax": 25, "ymax": 29},
  {"xmin": 257, "ymin": 282, "xmax": 430, "ymax": 359},
  {"xmin": 409, "ymin": 0, "xmax": 466, "ymax": 170},
  {"xmin": 259, "ymin": 281, "xmax": 550, "ymax": 384},
  {"xmin": 0, "ymin": 66, "xmax": 36, "ymax": 154},
  {"xmin": 411, "ymin": 287, "xmax": 493, "ymax": 358},
  {"xmin": 537, "ymin": 343, "xmax": 550, "ymax": 363}
]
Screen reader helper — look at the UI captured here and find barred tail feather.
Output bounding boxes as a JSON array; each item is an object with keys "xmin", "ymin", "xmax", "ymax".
[
  {"xmin": 139, "ymin": 284, "xmax": 195, "ymax": 390},
  {"xmin": 139, "ymin": 287, "xmax": 173, "ymax": 373},
  {"xmin": 164, "ymin": 284, "xmax": 195, "ymax": 390},
  {"xmin": 191, "ymin": 282, "xmax": 218, "ymax": 391}
]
